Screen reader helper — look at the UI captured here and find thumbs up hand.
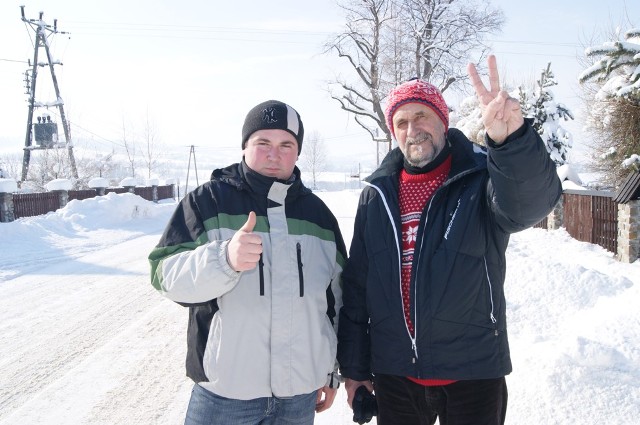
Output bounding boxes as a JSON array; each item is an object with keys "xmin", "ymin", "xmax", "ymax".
[{"xmin": 227, "ymin": 211, "xmax": 263, "ymax": 272}]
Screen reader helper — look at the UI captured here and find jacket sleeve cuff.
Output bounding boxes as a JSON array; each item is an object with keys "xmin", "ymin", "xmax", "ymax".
[
  {"xmin": 486, "ymin": 119, "xmax": 529, "ymax": 148},
  {"xmin": 326, "ymin": 371, "xmax": 342, "ymax": 389},
  {"xmin": 218, "ymin": 239, "xmax": 240, "ymax": 279}
]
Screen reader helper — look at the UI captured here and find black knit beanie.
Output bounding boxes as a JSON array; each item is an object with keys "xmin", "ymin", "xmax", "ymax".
[{"xmin": 241, "ymin": 100, "xmax": 304, "ymax": 154}]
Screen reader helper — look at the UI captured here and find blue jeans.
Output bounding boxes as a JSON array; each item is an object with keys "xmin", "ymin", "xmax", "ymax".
[
  {"xmin": 374, "ymin": 374, "xmax": 508, "ymax": 425},
  {"xmin": 184, "ymin": 383, "xmax": 317, "ymax": 425}
]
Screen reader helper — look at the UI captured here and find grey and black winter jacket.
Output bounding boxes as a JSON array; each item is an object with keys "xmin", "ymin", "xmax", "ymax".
[
  {"xmin": 150, "ymin": 161, "xmax": 346, "ymax": 399},
  {"xmin": 337, "ymin": 122, "xmax": 562, "ymax": 382}
]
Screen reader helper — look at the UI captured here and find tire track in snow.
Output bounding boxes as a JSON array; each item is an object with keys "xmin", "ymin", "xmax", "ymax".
[{"xmin": 0, "ymin": 234, "xmax": 165, "ymax": 422}]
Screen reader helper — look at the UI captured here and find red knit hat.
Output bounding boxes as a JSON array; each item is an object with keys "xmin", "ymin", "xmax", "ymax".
[{"xmin": 384, "ymin": 79, "xmax": 449, "ymax": 139}]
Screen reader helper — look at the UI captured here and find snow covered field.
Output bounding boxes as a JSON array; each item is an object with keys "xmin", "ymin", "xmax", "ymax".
[{"xmin": 0, "ymin": 191, "xmax": 638, "ymax": 424}]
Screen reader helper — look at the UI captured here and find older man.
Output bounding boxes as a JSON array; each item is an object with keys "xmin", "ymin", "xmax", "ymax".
[{"xmin": 338, "ymin": 56, "xmax": 562, "ymax": 425}]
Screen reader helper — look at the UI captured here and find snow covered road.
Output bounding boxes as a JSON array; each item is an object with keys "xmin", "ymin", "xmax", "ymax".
[
  {"xmin": 1, "ymin": 192, "xmax": 639, "ymax": 424},
  {"xmin": 0, "ymin": 227, "xmax": 191, "ymax": 424}
]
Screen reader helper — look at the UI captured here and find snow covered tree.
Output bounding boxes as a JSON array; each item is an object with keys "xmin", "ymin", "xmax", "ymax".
[
  {"xmin": 579, "ymin": 28, "xmax": 640, "ymax": 102},
  {"xmin": 579, "ymin": 27, "xmax": 640, "ymax": 186},
  {"xmin": 452, "ymin": 95, "xmax": 485, "ymax": 145},
  {"xmin": 453, "ymin": 63, "xmax": 573, "ymax": 164},
  {"xmin": 516, "ymin": 63, "xmax": 574, "ymax": 165}
]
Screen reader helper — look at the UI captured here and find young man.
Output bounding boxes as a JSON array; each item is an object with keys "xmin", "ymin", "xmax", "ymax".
[
  {"xmin": 149, "ymin": 100, "xmax": 346, "ymax": 424},
  {"xmin": 337, "ymin": 56, "xmax": 563, "ymax": 425}
]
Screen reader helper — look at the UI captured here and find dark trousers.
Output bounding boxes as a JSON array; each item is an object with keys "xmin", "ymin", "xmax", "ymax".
[{"xmin": 373, "ymin": 374, "xmax": 507, "ymax": 425}]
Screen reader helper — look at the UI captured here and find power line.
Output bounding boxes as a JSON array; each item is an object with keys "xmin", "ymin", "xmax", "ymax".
[
  {"xmin": 66, "ymin": 21, "xmax": 331, "ymax": 37},
  {"xmin": 0, "ymin": 58, "xmax": 30, "ymax": 64},
  {"xmin": 59, "ymin": 20, "xmax": 591, "ymax": 51},
  {"xmin": 491, "ymin": 50, "xmax": 579, "ymax": 59},
  {"xmin": 67, "ymin": 122, "xmax": 126, "ymax": 148},
  {"xmin": 488, "ymin": 39, "xmax": 582, "ymax": 48}
]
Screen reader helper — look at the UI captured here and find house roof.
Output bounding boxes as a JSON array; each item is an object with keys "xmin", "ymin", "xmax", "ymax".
[{"xmin": 613, "ymin": 171, "xmax": 640, "ymax": 203}]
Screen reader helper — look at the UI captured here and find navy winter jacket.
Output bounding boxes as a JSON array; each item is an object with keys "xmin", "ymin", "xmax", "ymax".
[{"xmin": 337, "ymin": 122, "xmax": 562, "ymax": 381}]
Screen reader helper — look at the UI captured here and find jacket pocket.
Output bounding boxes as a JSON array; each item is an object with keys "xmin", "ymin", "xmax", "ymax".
[{"xmin": 296, "ymin": 242, "xmax": 304, "ymax": 297}]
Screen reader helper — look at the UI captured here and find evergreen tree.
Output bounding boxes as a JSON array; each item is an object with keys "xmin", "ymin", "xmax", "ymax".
[
  {"xmin": 453, "ymin": 64, "xmax": 574, "ymax": 165},
  {"xmin": 515, "ymin": 63, "xmax": 574, "ymax": 165},
  {"xmin": 579, "ymin": 27, "xmax": 640, "ymax": 184},
  {"xmin": 579, "ymin": 28, "xmax": 640, "ymax": 103}
]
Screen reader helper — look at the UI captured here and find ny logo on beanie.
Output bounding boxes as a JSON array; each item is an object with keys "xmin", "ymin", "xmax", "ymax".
[
  {"xmin": 262, "ymin": 107, "xmax": 278, "ymax": 124},
  {"xmin": 242, "ymin": 100, "xmax": 305, "ymax": 154}
]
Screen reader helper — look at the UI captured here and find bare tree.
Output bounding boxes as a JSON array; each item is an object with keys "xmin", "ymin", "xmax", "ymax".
[
  {"xmin": 301, "ymin": 131, "xmax": 328, "ymax": 189},
  {"xmin": 326, "ymin": 0, "xmax": 392, "ymax": 146},
  {"xmin": 407, "ymin": 0, "xmax": 503, "ymax": 89},
  {"xmin": 121, "ymin": 117, "xmax": 137, "ymax": 178},
  {"xmin": 25, "ymin": 148, "xmax": 72, "ymax": 191},
  {"xmin": 141, "ymin": 109, "xmax": 162, "ymax": 179},
  {"xmin": 326, "ymin": 0, "xmax": 503, "ymax": 145},
  {"xmin": 0, "ymin": 153, "xmax": 23, "ymax": 180},
  {"xmin": 73, "ymin": 149, "xmax": 119, "ymax": 188}
]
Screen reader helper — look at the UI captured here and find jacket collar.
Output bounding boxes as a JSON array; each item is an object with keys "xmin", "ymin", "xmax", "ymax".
[{"xmin": 210, "ymin": 160, "xmax": 310, "ymax": 200}]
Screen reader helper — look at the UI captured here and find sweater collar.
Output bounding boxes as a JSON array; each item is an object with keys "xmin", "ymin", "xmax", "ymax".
[
  {"xmin": 366, "ymin": 127, "xmax": 487, "ymax": 183},
  {"xmin": 402, "ymin": 141, "xmax": 451, "ymax": 175}
]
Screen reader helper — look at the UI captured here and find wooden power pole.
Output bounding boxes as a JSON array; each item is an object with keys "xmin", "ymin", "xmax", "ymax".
[{"xmin": 20, "ymin": 6, "xmax": 78, "ymax": 185}]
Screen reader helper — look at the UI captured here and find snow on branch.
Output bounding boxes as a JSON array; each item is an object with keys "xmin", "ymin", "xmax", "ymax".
[{"xmin": 579, "ymin": 27, "xmax": 640, "ymax": 102}]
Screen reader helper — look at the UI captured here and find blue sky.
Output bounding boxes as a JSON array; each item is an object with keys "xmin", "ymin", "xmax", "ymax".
[{"xmin": 0, "ymin": 0, "xmax": 638, "ymax": 169}]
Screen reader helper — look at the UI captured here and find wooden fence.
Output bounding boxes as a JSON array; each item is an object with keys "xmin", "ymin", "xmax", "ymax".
[
  {"xmin": 12, "ymin": 192, "xmax": 59, "ymax": 219},
  {"xmin": 0, "ymin": 186, "xmax": 625, "ymax": 256},
  {"xmin": 4, "ymin": 185, "xmax": 175, "ymax": 221},
  {"xmin": 562, "ymin": 191, "xmax": 618, "ymax": 253}
]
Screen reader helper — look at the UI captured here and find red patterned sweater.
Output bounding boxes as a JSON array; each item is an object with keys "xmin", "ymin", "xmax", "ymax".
[{"xmin": 399, "ymin": 156, "xmax": 456, "ymax": 386}]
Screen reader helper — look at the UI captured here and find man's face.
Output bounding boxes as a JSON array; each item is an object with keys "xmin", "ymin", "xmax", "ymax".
[
  {"xmin": 243, "ymin": 129, "xmax": 299, "ymax": 180},
  {"xmin": 392, "ymin": 103, "xmax": 446, "ymax": 167}
]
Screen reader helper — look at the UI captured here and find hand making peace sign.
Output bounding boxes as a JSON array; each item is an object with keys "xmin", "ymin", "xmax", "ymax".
[{"xmin": 467, "ymin": 55, "xmax": 524, "ymax": 145}]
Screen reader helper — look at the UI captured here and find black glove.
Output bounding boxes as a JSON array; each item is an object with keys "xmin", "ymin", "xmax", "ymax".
[{"xmin": 352, "ymin": 385, "xmax": 378, "ymax": 424}]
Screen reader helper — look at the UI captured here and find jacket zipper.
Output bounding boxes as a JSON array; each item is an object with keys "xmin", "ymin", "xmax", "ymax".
[
  {"xmin": 483, "ymin": 256, "xmax": 498, "ymax": 332},
  {"xmin": 410, "ymin": 197, "xmax": 438, "ymax": 361},
  {"xmin": 365, "ymin": 162, "xmax": 486, "ymax": 363},
  {"xmin": 296, "ymin": 242, "xmax": 304, "ymax": 297},
  {"xmin": 363, "ymin": 182, "xmax": 417, "ymax": 359},
  {"xmin": 258, "ymin": 253, "xmax": 264, "ymax": 296}
]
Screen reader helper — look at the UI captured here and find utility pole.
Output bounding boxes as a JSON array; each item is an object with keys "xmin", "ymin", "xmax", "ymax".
[
  {"xmin": 373, "ymin": 128, "xmax": 391, "ymax": 167},
  {"xmin": 184, "ymin": 145, "xmax": 199, "ymax": 195},
  {"xmin": 20, "ymin": 6, "xmax": 78, "ymax": 185}
]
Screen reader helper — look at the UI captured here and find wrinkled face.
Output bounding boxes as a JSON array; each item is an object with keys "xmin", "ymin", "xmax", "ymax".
[
  {"xmin": 392, "ymin": 103, "xmax": 447, "ymax": 167},
  {"xmin": 243, "ymin": 129, "xmax": 299, "ymax": 180}
]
